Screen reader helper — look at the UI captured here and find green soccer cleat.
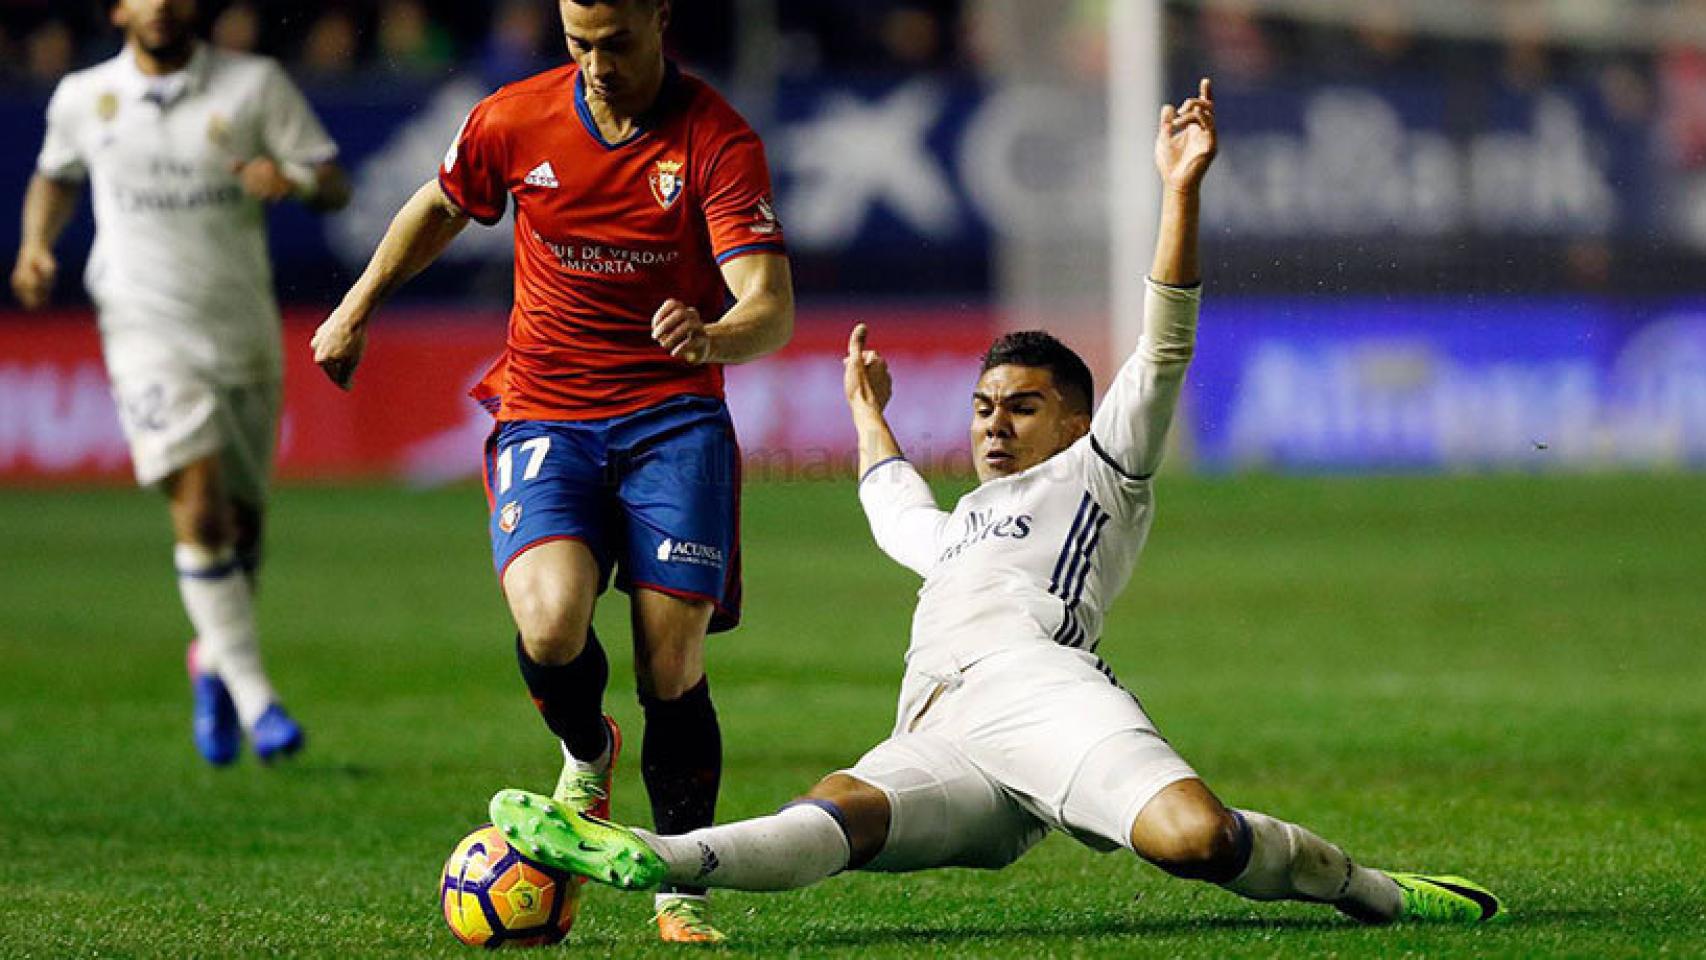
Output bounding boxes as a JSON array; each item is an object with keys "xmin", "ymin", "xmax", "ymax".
[
  {"xmin": 1387, "ymin": 872, "xmax": 1505, "ymax": 923},
  {"xmin": 489, "ymin": 788, "xmax": 668, "ymax": 891},
  {"xmin": 553, "ymin": 715, "xmax": 621, "ymax": 820},
  {"xmin": 655, "ymin": 895, "xmax": 727, "ymax": 943}
]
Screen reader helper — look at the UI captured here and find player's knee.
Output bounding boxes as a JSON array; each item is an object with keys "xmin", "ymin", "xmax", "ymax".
[
  {"xmin": 515, "ymin": 622, "xmax": 587, "ymax": 665},
  {"xmin": 805, "ymin": 773, "xmax": 891, "ymax": 868},
  {"xmin": 1137, "ymin": 807, "xmax": 1243, "ymax": 881},
  {"xmin": 509, "ymin": 586, "xmax": 590, "ymax": 665}
]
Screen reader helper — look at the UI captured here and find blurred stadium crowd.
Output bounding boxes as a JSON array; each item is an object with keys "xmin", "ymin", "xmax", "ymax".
[
  {"xmin": 0, "ymin": 0, "xmax": 1699, "ymax": 117},
  {"xmin": 3, "ymin": 0, "xmax": 971, "ymax": 86}
]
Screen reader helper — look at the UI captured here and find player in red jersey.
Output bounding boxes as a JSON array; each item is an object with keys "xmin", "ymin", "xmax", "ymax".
[{"xmin": 311, "ymin": 0, "xmax": 793, "ymax": 942}]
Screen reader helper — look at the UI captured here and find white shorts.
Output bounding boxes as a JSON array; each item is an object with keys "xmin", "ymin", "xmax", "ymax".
[
  {"xmin": 843, "ymin": 646, "xmax": 1197, "ymax": 872},
  {"xmin": 110, "ymin": 372, "xmax": 281, "ymax": 505}
]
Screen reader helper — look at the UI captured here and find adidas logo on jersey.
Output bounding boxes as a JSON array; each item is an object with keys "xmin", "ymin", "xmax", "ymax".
[{"xmin": 524, "ymin": 161, "xmax": 559, "ymax": 188}]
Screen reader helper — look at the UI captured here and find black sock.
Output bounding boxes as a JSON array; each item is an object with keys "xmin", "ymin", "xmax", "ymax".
[
  {"xmin": 641, "ymin": 676, "xmax": 722, "ymax": 897},
  {"xmin": 515, "ymin": 630, "xmax": 610, "ymax": 762}
]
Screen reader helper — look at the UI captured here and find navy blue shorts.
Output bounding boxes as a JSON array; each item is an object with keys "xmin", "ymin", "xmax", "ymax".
[{"xmin": 482, "ymin": 396, "xmax": 742, "ymax": 632}]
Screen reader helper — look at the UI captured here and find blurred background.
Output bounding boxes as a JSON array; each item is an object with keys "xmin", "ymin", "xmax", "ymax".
[{"xmin": 4, "ymin": 0, "xmax": 1705, "ymax": 481}]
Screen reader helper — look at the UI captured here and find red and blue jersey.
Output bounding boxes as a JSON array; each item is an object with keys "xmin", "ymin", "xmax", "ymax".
[{"xmin": 440, "ymin": 62, "xmax": 785, "ymax": 421}]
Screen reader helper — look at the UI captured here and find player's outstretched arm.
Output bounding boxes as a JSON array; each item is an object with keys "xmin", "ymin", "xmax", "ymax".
[
  {"xmin": 1091, "ymin": 78, "xmax": 1217, "ymax": 481},
  {"xmin": 11, "ymin": 174, "xmax": 80, "ymax": 311},
  {"xmin": 311, "ymin": 179, "xmax": 470, "ymax": 389},
  {"xmin": 653, "ymin": 253, "xmax": 795, "ymax": 365}
]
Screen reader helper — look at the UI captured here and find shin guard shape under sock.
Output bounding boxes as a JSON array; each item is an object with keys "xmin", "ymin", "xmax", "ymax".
[
  {"xmin": 516, "ymin": 630, "xmax": 610, "ymax": 762},
  {"xmin": 641, "ymin": 677, "xmax": 723, "ymax": 896}
]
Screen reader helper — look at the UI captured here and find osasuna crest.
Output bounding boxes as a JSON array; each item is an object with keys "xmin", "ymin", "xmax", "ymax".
[{"xmin": 649, "ymin": 159, "xmax": 685, "ymax": 210}]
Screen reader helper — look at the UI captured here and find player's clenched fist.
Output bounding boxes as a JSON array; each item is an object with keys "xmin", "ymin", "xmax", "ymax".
[
  {"xmin": 311, "ymin": 306, "xmax": 368, "ymax": 390},
  {"xmin": 10, "ymin": 245, "xmax": 57, "ymax": 310},
  {"xmin": 843, "ymin": 323, "xmax": 892, "ymax": 412},
  {"xmin": 232, "ymin": 156, "xmax": 297, "ymax": 204},
  {"xmin": 652, "ymin": 298, "xmax": 710, "ymax": 364}
]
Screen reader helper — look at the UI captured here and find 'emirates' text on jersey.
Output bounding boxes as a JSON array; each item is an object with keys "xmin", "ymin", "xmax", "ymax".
[
  {"xmin": 440, "ymin": 63, "xmax": 786, "ymax": 421},
  {"xmin": 35, "ymin": 45, "xmax": 338, "ymax": 383},
  {"xmin": 859, "ymin": 283, "xmax": 1201, "ymax": 678}
]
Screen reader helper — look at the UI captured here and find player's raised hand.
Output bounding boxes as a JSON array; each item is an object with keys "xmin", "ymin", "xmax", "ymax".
[
  {"xmin": 311, "ymin": 304, "xmax": 368, "ymax": 390},
  {"xmin": 233, "ymin": 156, "xmax": 296, "ymax": 204},
  {"xmin": 652, "ymin": 298, "xmax": 710, "ymax": 364},
  {"xmin": 1156, "ymin": 77, "xmax": 1218, "ymax": 194},
  {"xmin": 843, "ymin": 323, "xmax": 892, "ymax": 412},
  {"xmin": 10, "ymin": 245, "xmax": 57, "ymax": 310}
]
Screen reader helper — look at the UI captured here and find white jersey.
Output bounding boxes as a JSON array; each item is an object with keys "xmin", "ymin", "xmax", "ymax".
[
  {"xmin": 36, "ymin": 44, "xmax": 337, "ymax": 384},
  {"xmin": 859, "ymin": 281, "xmax": 1201, "ymax": 679}
]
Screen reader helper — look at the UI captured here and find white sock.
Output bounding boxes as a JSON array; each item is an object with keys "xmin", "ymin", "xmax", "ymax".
[
  {"xmin": 635, "ymin": 802, "xmax": 850, "ymax": 892},
  {"xmin": 654, "ymin": 891, "xmax": 705, "ymax": 912},
  {"xmin": 561, "ymin": 737, "xmax": 610, "ymax": 774},
  {"xmin": 1221, "ymin": 809, "xmax": 1402, "ymax": 922},
  {"xmin": 176, "ymin": 542, "xmax": 277, "ymax": 729}
]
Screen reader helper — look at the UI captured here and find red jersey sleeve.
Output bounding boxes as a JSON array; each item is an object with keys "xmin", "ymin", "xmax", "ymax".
[
  {"xmin": 702, "ymin": 129, "xmax": 786, "ymax": 265},
  {"xmin": 438, "ymin": 97, "xmax": 509, "ymax": 226}
]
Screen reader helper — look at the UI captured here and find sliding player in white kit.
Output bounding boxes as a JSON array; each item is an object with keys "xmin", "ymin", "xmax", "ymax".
[
  {"xmin": 485, "ymin": 79, "xmax": 1504, "ymax": 931},
  {"xmin": 10, "ymin": 0, "xmax": 349, "ymax": 765}
]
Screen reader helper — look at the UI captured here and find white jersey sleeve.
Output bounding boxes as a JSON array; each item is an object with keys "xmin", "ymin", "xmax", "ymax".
[
  {"xmin": 1086, "ymin": 279, "xmax": 1200, "ymax": 485},
  {"xmin": 36, "ymin": 76, "xmax": 87, "ymax": 182},
  {"xmin": 256, "ymin": 60, "xmax": 338, "ymax": 168},
  {"xmin": 858, "ymin": 457, "xmax": 951, "ymax": 577}
]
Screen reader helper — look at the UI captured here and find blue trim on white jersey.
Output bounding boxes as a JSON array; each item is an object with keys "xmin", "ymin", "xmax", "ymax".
[
  {"xmin": 1048, "ymin": 493, "xmax": 1094, "ymax": 596},
  {"xmin": 859, "ymin": 455, "xmax": 908, "ymax": 485},
  {"xmin": 1049, "ymin": 493, "xmax": 1108, "ymax": 649},
  {"xmin": 1090, "ymin": 435, "xmax": 1152, "ymax": 482}
]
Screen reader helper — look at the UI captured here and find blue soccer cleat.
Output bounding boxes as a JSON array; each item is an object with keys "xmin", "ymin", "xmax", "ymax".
[
  {"xmin": 188, "ymin": 640, "xmax": 240, "ymax": 766},
  {"xmin": 251, "ymin": 703, "xmax": 305, "ymax": 763}
]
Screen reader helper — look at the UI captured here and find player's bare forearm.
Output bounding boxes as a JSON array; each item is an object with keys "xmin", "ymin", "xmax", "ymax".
[
  {"xmin": 1149, "ymin": 188, "xmax": 1200, "ymax": 288},
  {"xmin": 11, "ymin": 175, "xmax": 79, "ymax": 310},
  {"xmin": 236, "ymin": 158, "xmax": 351, "ymax": 212},
  {"xmin": 704, "ymin": 253, "xmax": 794, "ymax": 364},
  {"xmin": 342, "ymin": 179, "xmax": 469, "ymax": 316},
  {"xmin": 313, "ymin": 179, "xmax": 467, "ymax": 388},
  {"xmin": 18, "ymin": 175, "xmax": 78, "ymax": 256},
  {"xmin": 852, "ymin": 404, "xmax": 906, "ymax": 480}
]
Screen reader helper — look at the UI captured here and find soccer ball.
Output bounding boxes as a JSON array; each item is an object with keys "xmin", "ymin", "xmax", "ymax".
[{"xmin": 441, "ymin": 824, "xmax": 581, "ymax": 948}]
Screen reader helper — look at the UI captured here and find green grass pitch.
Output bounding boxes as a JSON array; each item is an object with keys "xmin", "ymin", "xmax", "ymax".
[{"xmin": 1, "ymin": 474, "xmax": 1703, "ymax": 957}]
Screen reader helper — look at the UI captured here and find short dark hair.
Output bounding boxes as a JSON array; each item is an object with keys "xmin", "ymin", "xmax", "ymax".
[
  {"xmin": 566, "ymin": 0, "xmax": 659, "ymax": 8},
  {"xmin": 979, "ymin": 331, "xmax": 1094, "ymax": 415}
]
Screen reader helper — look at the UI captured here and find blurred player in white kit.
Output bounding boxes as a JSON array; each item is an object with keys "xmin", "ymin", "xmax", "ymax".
[
  {"xmin": 485, "ymin": 79, "xmax": 1505, "ymax": 932},
  {"xmin": 10, "ymin": 0, "xmax": 349, "ymax": 765}
]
